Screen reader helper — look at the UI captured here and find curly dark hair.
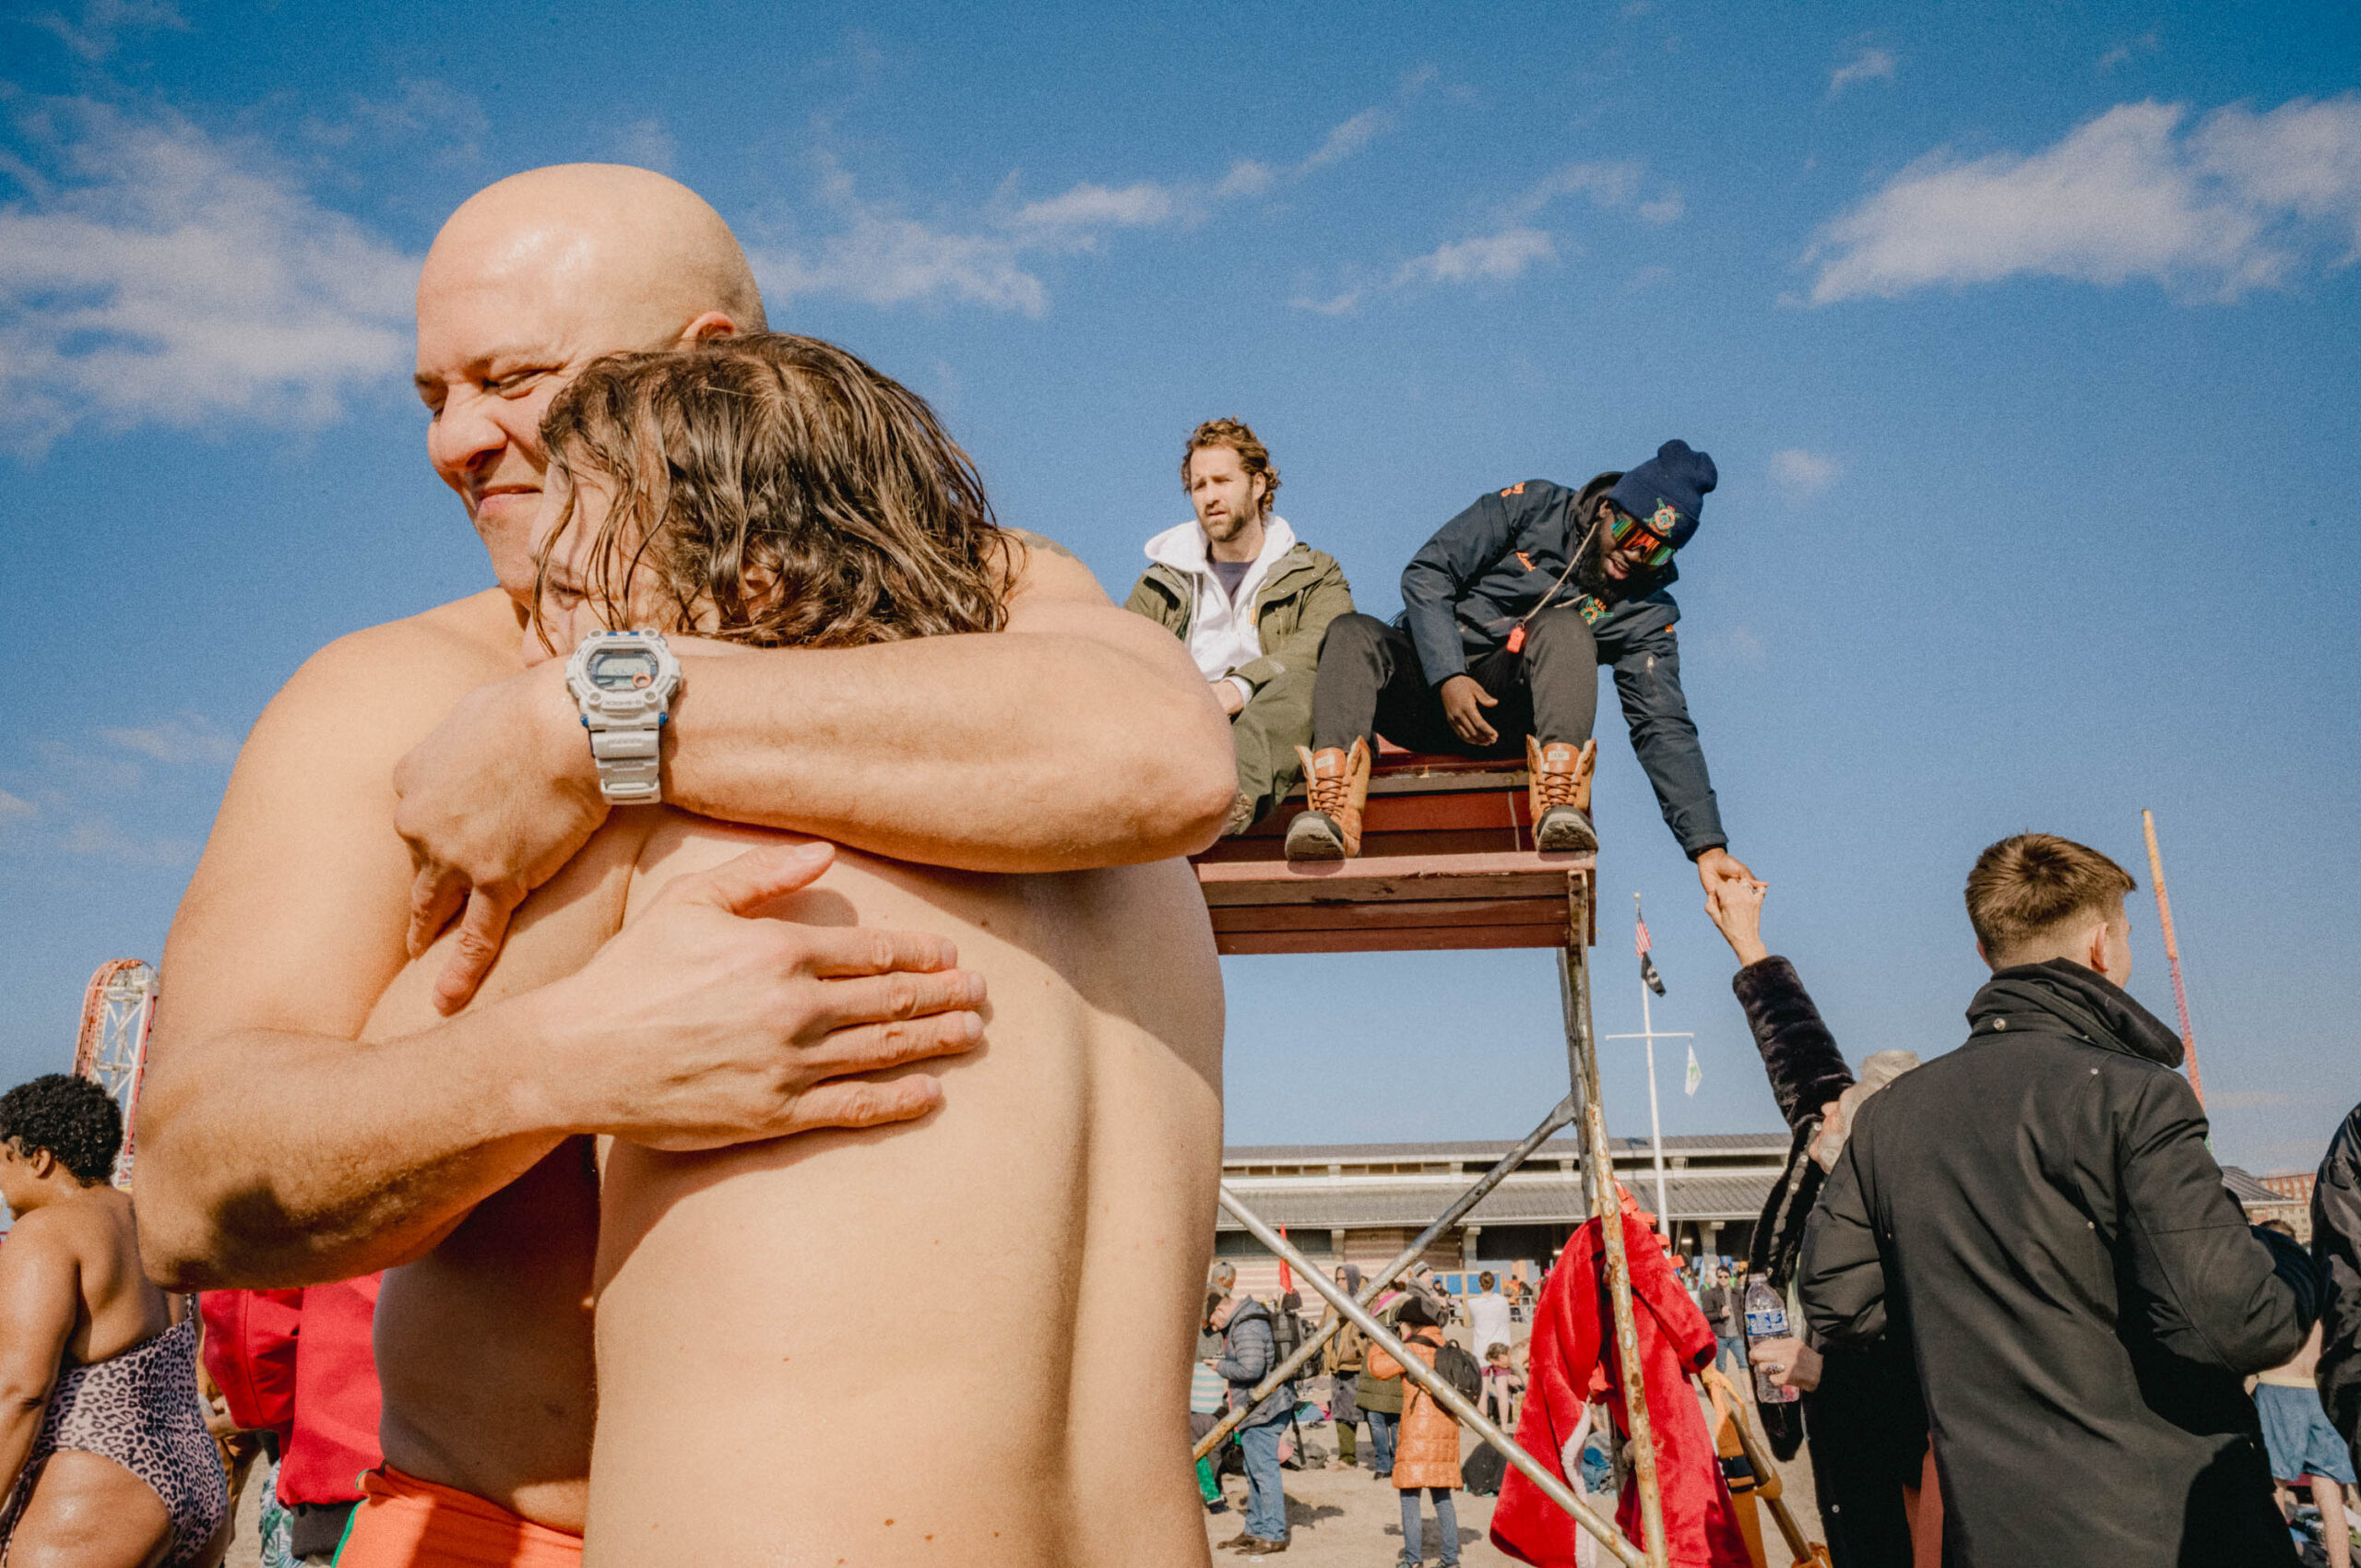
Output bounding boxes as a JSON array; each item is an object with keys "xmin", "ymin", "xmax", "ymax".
[
  {"xmin": 0, "ymin": 1074, "xmax": 123, "ymax": 1185},
  {"xmin": 533, "ymin": 333, "xmax": 1012, "ymax": 653},
  {"xmin": 1180, "ymin": 417, "xmax": 1279, "ymax": 511}
]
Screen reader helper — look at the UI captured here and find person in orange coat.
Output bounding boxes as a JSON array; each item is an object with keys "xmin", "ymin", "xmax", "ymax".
[{"xmin": 1368, "ymin": 1295, "xmax": 1464, "ymax": 1567}]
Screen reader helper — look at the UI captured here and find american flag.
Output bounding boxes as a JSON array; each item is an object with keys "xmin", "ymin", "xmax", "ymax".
[{"xmin": 1636, "ymin": 901, "xmax": 1666, "ymax": 996}]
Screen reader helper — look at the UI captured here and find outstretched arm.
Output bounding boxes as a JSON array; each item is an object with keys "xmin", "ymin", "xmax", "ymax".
[
  {"xmin": 1609, "ymin": 621, "xmax": 1750, "ymax": 893},
  {"xmin": 395, "ymin": 535, "xmax": 1237, "ymax": 1006},
  {"xmin": 136, "ymin": 624, "xmax": 985, "ymax": 1289},
  {"xmin": 0, "ymin": 1220, "xmax": 77, "ymax": 1503}
]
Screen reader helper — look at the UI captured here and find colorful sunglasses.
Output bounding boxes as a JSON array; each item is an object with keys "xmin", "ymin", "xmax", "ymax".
[{"xmin": 1606, "ymin": 505, "xmax": 1677, "ymax": 568}]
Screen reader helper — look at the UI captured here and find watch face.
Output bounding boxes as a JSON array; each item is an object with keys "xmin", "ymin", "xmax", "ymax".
[{"xmin": 587, "ymin": 647, "xmax": 659, "ymax": 691}]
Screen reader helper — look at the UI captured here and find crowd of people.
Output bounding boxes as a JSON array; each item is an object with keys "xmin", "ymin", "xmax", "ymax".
[{"xmin": 0, "ymin": 151, "xmax": 2350, "ymax": 1568}]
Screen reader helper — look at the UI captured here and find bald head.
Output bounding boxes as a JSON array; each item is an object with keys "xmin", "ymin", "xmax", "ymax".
[
  {"xmin": 414, "ymin": 164, "xmax": 767, "ymax": 600},
  {"xmin": 423, "ymin": 164, "xmax": 765, "ymax": 341}
]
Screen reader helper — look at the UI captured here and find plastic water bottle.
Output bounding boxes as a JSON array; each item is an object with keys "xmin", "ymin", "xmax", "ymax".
[{"xmin": 1744, "ymin": 1278, "xmax": 1800, "ymax": 1405}]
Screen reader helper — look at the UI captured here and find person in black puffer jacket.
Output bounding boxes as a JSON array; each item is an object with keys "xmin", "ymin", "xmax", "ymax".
[
  {"xmin": 1707, "ymin": 875, "xmax": 1926, "ymax": 1568},
  {"xmin": 1801, "ymin": 834, "xmax": 2320, "ymax": 1568}
]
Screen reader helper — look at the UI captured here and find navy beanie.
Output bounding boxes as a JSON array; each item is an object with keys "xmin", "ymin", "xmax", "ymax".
[{"xmin": 1607, "ymin": 439, "xmax": 1717, "ymax": 550}]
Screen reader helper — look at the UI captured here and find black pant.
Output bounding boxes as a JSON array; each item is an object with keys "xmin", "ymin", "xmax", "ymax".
[{"xmin": 1310, "ymin": 609, "xmax": 1600, "ymax": 757}]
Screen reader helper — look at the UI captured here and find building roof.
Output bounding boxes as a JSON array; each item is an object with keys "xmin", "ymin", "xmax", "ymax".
[
  {"xmin": 1222, "ymin": 1131, "xmax": 1789, "ymax": 1164},
  {"xmin": 2221, "ymin": 1164, "xmax": 2296, "ymax": 1208},
  {"xmin": 1214, "ymin": 1170, "xmax": 1779, "ymax": 1230}
]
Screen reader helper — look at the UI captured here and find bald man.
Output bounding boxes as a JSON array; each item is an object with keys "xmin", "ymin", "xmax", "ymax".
[{"xmin": 133, "ymin": 166, "xmax": 1233, "ymax": 1562}]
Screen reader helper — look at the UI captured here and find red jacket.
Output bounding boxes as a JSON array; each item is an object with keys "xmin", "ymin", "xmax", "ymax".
[
  {"xmin": 1491, "ymin": 1212, "xmax": 1749, "ymax": 1568},
  {"xmin": 200, "ymin": 1276, "xmax": 385, "ymax": 1506}
]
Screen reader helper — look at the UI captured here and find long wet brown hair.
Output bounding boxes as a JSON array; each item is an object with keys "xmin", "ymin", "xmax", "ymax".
[{"xmin": 533, "ymin": 333, "xmax": 1013, "ymax": 650}]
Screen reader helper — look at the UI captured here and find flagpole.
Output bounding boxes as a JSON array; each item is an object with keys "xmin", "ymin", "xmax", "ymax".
[{"xmin": 1636, "ymin": 895, "xmax": 1671, "ymax": 1236}]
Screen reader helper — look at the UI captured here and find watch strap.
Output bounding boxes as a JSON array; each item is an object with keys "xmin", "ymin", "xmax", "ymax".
[{"xmin": 587, "ymin": 721, "xmax": 664, "ymax": 804}]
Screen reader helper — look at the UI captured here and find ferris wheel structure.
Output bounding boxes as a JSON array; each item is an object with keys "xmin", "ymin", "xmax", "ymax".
[{"xmin": 72, "ymin": 957, "xmax": 160, "ymax": 1187}]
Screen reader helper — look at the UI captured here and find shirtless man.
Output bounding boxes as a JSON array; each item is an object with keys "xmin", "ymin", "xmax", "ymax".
[
  {"xmin": 0, "ymin": 1075, "xmax": 228, "ymax": 1568},
  {"xmin": 132, "ymin": 165, "xmax": 1234, "ymax": 1561}
]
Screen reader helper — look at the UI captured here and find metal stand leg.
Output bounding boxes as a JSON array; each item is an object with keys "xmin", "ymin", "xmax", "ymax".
[
  {"xmin": 1192, "ymin": 1093, "xmax": 1578, "ymax": 1463},
  {"xmin": 1220, "ymin": 1190, "xmax": 1651, "ymax": 1568},
  {"xmin": 1565, "ymin": 885, "xmax": 1670, "ymax": 1568}
]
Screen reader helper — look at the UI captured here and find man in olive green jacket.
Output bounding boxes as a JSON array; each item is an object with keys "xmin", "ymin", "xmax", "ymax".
[{"xmin": 1125, "ymin": 418, "xmax": 1355, "ymax": 833}]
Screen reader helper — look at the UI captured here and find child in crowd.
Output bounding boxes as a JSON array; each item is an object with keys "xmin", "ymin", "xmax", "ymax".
[{"xmin": 1481, "ymin": 1342, "xmax": 1523, "ymax": 1428}]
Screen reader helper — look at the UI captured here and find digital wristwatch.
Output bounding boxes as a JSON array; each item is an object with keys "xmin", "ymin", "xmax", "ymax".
[{"xmin": 564, "ymin": 629, "xmax": 683, "ymax": 805}]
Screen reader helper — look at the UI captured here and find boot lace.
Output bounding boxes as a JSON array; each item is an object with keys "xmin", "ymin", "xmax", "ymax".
[
  {"xmin": 1532, "ymin": 756, "xmax": 1584, "ymax": 812},
  {"xmin": 1306, "ymin": 769, "xmax": 1358, "ymax": 818}
]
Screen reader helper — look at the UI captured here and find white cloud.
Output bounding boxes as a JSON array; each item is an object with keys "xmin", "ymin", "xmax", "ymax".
[
  {"xmin": 757, "ymin": 209, "xmax": 1050, "ymax": 316},
  {"xmin": 0, "ymin": 99, "xmax": 419, "ymax": 453},
  {"xmin": 611, "ymin": 117, "xmax": 677, "ymax": 175},
  {"xmin": 98, "ymin": 713, "xmax": 235, "ymax": 766},
  {"xmin": 1009, "ymin": 180, "xmax": 1181, "ymax": 235},
  {"xmin": 26, "ymin": 0, "xmax": 186, "ymax": 61},
  {"xmin": 1769, "ymin": 448, "xmax": 1842, "ymax": 499},
  {"xmin": 1508, "ymin": 160, "xmax": 1643, "ymax": 220},
  {"xmin": 1396, "ymin": 227, "xmax": 1556, "ymax": 286},
  {"xmin": 1299, "ymin": 109, "xmax": 1390, "ymax": 173},
  {"xmin": 1214, "ymin": 160, "xmax": 1276, "ymax": 199},
  {"xmin": 1828, "ymin": 47, "xmax": 1897, "ymax": 101},
  {"xmin": 2097, "ymin": 32, "xmax": 2160, "ymax": 73},
  {"xmin": 756, "ymin": 99, "xmax": 1393, "ymax": 317},
  {"xmin": 0, "ymin": 790, "xmax": 32, "ymax": 822},
  {"xmin": 60, "ymin": 815, "xmax": 196, "ymax": 866},
  {"xmin": 1288, "ymin": 288, "xmax": 1365, "ymax": 317},
  {"xmin": 1805, "ymin": 95, "xmax": 2361, "ymax": 304},
  {"xmin": 1638, "ymin": 192, "xmax": 1686, "ymax": 225}
]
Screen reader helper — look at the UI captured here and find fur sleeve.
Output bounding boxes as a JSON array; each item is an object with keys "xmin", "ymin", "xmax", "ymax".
[{"xmin": 1730, "ymin": 956, "xmax": 1853, "ymax": 1132}]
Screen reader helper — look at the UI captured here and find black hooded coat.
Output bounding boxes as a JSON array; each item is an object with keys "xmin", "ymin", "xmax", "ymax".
[{"xmin": 1799, "ymin": 959, "xmax": 2320, "ymax": 1568}]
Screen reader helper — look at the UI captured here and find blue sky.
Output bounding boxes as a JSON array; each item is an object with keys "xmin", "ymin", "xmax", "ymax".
[{"xmin": 3, "ymin": 0, "xmax": 2357, "ymax": 1180}]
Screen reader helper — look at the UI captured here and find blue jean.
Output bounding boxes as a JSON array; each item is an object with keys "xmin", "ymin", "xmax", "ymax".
[
  {"xmin": 1715, "ymin": 1333, "xmax": 1746, "ymax": 1373},
  {"xmin": 1399, "ymin": 1485, "xmax": 1460, "ymax": 1565},
  {"xmin": 1239, "ymin": 1418, "xmax": 1288, "ymax": 1543},
  {"xmin": 1368, "ymin": 1408, "xmax": 1399, "ymax": 1477}
]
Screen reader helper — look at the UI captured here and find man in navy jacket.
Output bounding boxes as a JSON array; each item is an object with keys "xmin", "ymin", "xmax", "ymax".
[{"xmin": 1287, "ymin": 440, "xmax": 1750, "ymax": 896}]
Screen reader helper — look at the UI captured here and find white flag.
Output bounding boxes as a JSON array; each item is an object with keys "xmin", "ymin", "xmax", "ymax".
[{"xmin": 1685, "ymin": 1042, "xmax": 1703, "ymax": 1097}]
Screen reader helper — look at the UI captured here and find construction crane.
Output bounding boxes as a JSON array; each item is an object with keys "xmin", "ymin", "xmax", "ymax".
[{"xmin": 71, "ymin": 957, "xmax": 160, "ymax": 1188}]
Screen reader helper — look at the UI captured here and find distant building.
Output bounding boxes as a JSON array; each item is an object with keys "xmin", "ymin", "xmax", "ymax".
[
  {"xmin": 1212, "ymin": 1131, "xmax": 1787, "ymax": 1295},
  {"xmin": 2225, "ymin": 1165, "xmax": 2312, "ymax": 1241}
]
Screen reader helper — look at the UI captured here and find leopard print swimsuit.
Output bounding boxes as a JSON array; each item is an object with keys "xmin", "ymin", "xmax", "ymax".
[{"xmin": 0, "ymin": 1315, "xmax": 228, "ymax": 1566}]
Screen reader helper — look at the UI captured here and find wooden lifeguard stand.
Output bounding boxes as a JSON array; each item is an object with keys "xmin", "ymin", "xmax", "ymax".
[{"xmin": 1189, "ymin": 745, "xmax": 1668, "ymax": 1568}]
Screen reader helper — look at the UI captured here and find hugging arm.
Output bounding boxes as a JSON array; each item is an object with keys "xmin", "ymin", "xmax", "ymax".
[
  {"xmin": 397, "ymin": 536, "xmax": 1238, "ymax": 1006},
  {"xmin": 136, "ymin": 631, "xmax": 983, "ymax": 1289}
]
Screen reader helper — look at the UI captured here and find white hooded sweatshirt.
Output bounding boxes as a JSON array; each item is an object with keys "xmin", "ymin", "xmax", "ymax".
[{"xmin": 1140, "ymin": 515, "xmax": 1298, "ymax": 706}]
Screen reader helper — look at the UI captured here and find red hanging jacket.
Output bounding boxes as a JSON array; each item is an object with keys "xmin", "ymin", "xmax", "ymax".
[
  {"xmin": 1491, "ymin": 1211, "xmax": 1750, "ymax": 1567},
  {"xmin": 200, "ymin": 1276, "xmax": 385, "ymax": 1506},
  {"xmin": 199, "ymin": 1287, "xmax": 303, "ymax": 1445}
]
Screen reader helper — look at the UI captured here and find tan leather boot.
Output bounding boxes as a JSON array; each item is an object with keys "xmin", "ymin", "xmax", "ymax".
[
  {"xmin": 1527, "ymin": 735, "xmax": 1598, "ymax": 852},
  {"xmin": 1284, "ymin": 739, "xmax": 1371, "ymax": 861}
]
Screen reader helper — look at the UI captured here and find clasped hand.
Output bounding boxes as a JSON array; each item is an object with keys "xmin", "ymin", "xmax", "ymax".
[{"xmin": 394, "ymin": 660, "xmax": 604, "ymax": 1014}]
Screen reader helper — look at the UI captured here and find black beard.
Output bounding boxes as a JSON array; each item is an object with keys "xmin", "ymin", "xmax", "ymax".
[{"xmin": 1571, "ymin": 515, "xmax": 1666, "ymax": 605}]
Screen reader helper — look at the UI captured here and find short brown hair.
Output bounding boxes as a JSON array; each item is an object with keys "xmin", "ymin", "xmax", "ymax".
[
  {"xmin": 535, "ymin": 333, "xmax": 1011, "ymax": 652},
  {"xmin": 1964, "ymin": 833, "xmax": 2136, "ymax": 957},
  {"xmin": 1180, "ymin": 417, "xmax": 1279, "ymax": 511}
]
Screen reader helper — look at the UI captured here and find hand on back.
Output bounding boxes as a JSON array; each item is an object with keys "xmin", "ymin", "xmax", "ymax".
[{"xmin": 530, "ymin": 841, "xmax": 985, "ymax": 1149}]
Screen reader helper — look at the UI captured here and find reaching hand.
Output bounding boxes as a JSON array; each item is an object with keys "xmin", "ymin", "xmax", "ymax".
[
  {"xmin": 535, "ymin": 841, "xmax": 987, "ymax": 1148},
  {"xmin": 1703, "ymin": 870, "xmax": 1770, "ymax": 968},
  {"xmin": 394, "ymin": 663, "xmax": 610, "ymax": 1016},
  {"xmin": 1213, "ymin": 678, "xmax": 1247, "ymax": 719},
  {"xmin": 1440, "ymin": 675, "xmax": 1501, "ymax": 747}
]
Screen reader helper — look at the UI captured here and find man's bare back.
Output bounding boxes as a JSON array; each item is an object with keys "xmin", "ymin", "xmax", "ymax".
[{"xmin": 354, "ymin": 798, "xmax": 1224, "ymax": 1561}]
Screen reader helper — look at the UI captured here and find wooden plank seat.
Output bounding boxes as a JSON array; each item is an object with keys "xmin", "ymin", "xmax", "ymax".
[{"xmin": 1192, "ymin": 742, "xmax": 1596, "ymax": 955}]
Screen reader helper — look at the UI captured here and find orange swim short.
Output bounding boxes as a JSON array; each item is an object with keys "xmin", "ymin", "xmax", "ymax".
[{"xmin": 332, "ymin": 1467, "xmax": 583, "ymax": 1568}]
